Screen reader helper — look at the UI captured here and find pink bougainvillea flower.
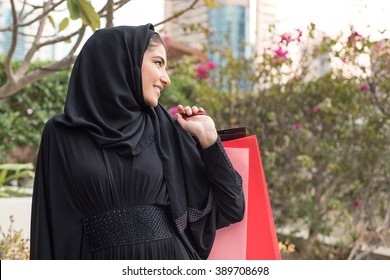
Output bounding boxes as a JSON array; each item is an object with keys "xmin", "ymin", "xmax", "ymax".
[
  {"xmin": 161, "ymin": 35, "xmax": 173, "ymax": 44},
  {"xmin": 206, "ymin": 61, "xmax": 216, "ymax": 70},
  {"xmin": 341, "ymin": 56, "xmax": 348, "ymax": 63},
  {"xmin": 294, "ymin": 123, "xmax": 302, "ymax": 130},
  {"xmin": 359, "ymin": 84, "xmax": 369, "ymax": 92},
  {"xmin": 168, "ymin": 106, "xmax": 179, "ymax": 117},
  {"xmin": 347, "ymin": 31, "xmax": 364, "ymax": 46},
  {"xmin": 196, "ymin": 65, "xmax": 208, "ymax": 79},
  {"xmin": 274, "ymin": 47, "xmax": 288, "ymax": 59},
  {"xmin": 354, "ymin": 199, "xmax": 362, "ymax": 207},
  {"xmin": 280, "ymin": 32, "xmax": 293, "ymax": 44},
  {"xmin": 352, "ymin": 31, "xmax": 363, "ymax": 39},
  {"xmin": 372, "ymin": 41, "xmax": 388, "ymax": 54},
  {"xmin": 295, "ymin": 29, "xmax": 303, "ymax": 42},
  {"xmin": 280, "ymin": 29, "xmax": 303, "ymax": 44},
  {"xmin": 312, "ymin": 105, "xmax": 319, "ymax": 113}
]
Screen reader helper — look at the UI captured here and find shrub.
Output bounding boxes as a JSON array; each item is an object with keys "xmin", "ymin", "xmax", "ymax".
[{"xmin": 0, "ymin": 215, "xmax": 30, "ymax": 260}]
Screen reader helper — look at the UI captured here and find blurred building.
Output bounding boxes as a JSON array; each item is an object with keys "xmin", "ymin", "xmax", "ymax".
[
  {"xmin": 255, "ymin": 0, "xmax": 277, "ymax": 55},
  {"xmin": 0, "ymin": 0, "xmax": 60, "ymax": 62},
  {"xmin": 164, "ymin": 38, "xmax": 208, "ymax": 63},
  {"xmin": 164, "ymin": 0, "xmax": 276, "ymax": 59},
  {"xmin": 164, "ymin": 0, "xmax": 209, "ymax": 51},
  {"xmin": 165, "ymin": 0, "xmax": 247, "ymax": 59},
  {"xmin": 208, "ymin": 0, "xmax": 251, "ymax": 61},
  {"xmin": 0, "ymin": 0, "xmax": 26, "ymax": 61}
]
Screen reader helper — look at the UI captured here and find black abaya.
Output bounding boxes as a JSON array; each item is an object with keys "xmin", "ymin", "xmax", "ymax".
[
  {"xmin": 31, "ymin": 119, "xmax": 244, "ymax": 259},
  {"xmin": 30, "ymin": 24, "xmax": 245, "ymax": 260}
]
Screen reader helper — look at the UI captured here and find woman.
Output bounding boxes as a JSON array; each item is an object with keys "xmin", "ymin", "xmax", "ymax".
[{"xmin": 30, "ymin": 24, "xmax": 244, "ymax": 260}]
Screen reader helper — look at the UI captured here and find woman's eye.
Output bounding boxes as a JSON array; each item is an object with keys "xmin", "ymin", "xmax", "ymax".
[{"xmin": 155, "ymin": 61, "xmax": 162, "ymax": 66}]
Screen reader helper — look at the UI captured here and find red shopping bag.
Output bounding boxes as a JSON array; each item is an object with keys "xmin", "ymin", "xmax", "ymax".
[{"xmin": 208, "ymin": 134, "xmax": 281, "ymax": 260}]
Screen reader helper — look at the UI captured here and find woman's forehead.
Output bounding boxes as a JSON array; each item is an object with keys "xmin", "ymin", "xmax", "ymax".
[{"xmin": 145, "ymin": 44, "xmax": 167, "ymax": 59}]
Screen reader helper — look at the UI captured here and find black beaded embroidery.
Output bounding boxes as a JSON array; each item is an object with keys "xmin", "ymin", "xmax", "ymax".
[
  {"xmin": 175, "ymin": 190, "xmax": 214, "ymax": 233},
  {"xmin": 83, "ymin": 206, "xmax": 173, "ymax": 253},
  {"xmin": 188, "ymin": 190, "xmax": 213, "ymax": 222},
  {"xmin": 175, "ymin": 212, "xmax": 188, "ymax": 234}
]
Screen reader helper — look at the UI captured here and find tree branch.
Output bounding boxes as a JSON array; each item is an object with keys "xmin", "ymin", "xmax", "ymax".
[
  {"xmin": 0, "ymin": 0, "xmax": 207, "ymax": 99},
  {"xmin": 98, "ymin": 0, "xmax": 131, "ymax": 17},
  {"xmin": 38, "ymin": 27, "xmax": 85, "ymax": 48},
  {"xmin": 105, "ymin": 0, "xmax": 114, "ymax": 28},
  {"xmin": 0, "ymin": 1, "xmax": 65, "ymax": 32},
  {"xmin": 154, "ymin": 0, "xmax": 201, "ymax": 27},
  {"xmin": 0, "ymin": 26, "xmax": 86, "ymax": 100},
  {"xmin": 4, "ymin": 0, "xmax": 18, "ymax": 83},
  {"xmin": 0, "ymin": 54, "xmax": 76, "ymax": 100},
  {"xmin": 16, "ymin": 0, "xmax": 53, "ymax": 77},
  {"xmin": 18, "ymin": 0, "xmax": 65, "ymax": 29}
]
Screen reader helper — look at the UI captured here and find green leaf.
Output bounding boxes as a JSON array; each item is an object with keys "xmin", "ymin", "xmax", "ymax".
[
  {"xmin": 3, "ymin": 170, "xmax": 34, "ymax": 183},
  {"xmin": 204, "ymin": 0, "xmax": 220, "ymax": 9},
  {"xmin": 77, "ymin": 0, "xmax": 100, "ymax": 31},
  {"xmin": 0, "ymin": 169, "xmax": 7, "ymax": 184},
  {"xmin": 59, "ymin": 18, "xmax": 69, "ymax": 32},
  {"xmin": 48, "ymin": 15, "xmax": 56, "ymax": 29},
  {"xmin": 296, "ymin": 154, "xmax": 315, "ymax": 169},
  {"xmin": 67, "ymin": 0, "xmax": 80, "ymax": 20},
  {"xmin": 0, "ymin": 163, "xmax": 34, "ymax": 171},
  {"xmin": 328, "ymin": 198, "xmax": 341, "ymax": 210},
  {"xmin": 0, "ymin": 163, "xmax": 34, "ymax": 186}
]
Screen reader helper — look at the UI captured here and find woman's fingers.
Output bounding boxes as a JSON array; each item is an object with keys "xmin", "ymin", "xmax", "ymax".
[{"xmin": 177, "ymin": 104, "xmax": 203, "ymax": 116}]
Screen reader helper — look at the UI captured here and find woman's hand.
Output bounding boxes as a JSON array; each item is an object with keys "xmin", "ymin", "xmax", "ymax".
[{"xmin": 175, "ymin": 105, "xmax": 218, "ymax": 149}]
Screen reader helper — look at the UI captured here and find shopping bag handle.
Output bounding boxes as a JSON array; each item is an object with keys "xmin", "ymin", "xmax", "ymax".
[{"xmin": 217, "ymin": 127, "xmax": 247, "ymax": 141}]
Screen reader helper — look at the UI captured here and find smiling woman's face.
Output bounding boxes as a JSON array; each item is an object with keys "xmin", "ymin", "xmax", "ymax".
[{"xmin": 141, "ymin": 43, "xmax": 171, "ymax": 107}]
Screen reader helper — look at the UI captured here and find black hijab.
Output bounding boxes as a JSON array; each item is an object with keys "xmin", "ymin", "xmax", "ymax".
[
  {"xmin": 55, "ymin": 24, "xmax": 155, "ymax": 156},
  {"xmin": 53, "ymin": 24, "xmax": 214, "ymax": 256}
]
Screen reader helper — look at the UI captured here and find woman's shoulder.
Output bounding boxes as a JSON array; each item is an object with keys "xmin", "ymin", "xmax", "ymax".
[
  {"xmin": 43, "ymin": 114, "xmax": 68, "ymax": 135},
  {"xmin": 43, "ymin": 114, "xmax": 86, "ymax": 140},
  {"xmin": 40, "ymin": 115, "xmax": 95, "ymax": 155}
]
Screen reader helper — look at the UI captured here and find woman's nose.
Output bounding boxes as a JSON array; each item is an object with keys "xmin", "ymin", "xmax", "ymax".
[{"xmin": 161, "ymin": 73, "xmax": 171, "ymax": 86}]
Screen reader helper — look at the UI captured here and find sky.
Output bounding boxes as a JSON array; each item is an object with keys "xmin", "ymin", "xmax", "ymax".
[
  {"xmin": 113, "ymin": 0, "xmax": 165, "ymax": 26},
  {"xmin": 111, "ymin": 0, "xmax": 390, "ymax": 41},
  {"xmin": 275, "ymin": 0, "xmax": 390, "ymax": 40}
]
